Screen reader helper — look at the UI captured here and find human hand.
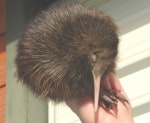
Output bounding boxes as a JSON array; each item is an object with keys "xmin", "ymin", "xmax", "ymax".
[{"xmin": 67, "ymin": 73, "xmax": 134, "ymax": 123}]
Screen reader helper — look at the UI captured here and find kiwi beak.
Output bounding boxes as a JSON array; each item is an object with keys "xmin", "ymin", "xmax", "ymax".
[{"xmin": 92, "ymin": 70, "xmax": 101, "ymax": 112}]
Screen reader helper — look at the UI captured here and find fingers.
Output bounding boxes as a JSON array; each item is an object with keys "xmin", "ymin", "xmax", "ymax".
[
  {"xmin": 102, "ymin": 76, "xmax": 111, "ymax": 90},
  {"xmin": 102, "ymin": 72, "xmax": 122, "ymax": 92},
  {"xmin": 108, "ymin": 73, "xmax": 122, "ymax": 91},
  {"xmin": 106, "ymin": 73, "xmax": 131, "ymax": 110}
]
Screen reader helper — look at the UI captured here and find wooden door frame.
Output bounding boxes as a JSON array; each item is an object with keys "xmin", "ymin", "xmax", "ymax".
[{"xmin": 0, "ymin": 0, "xmax": 6, "ymax": 122}]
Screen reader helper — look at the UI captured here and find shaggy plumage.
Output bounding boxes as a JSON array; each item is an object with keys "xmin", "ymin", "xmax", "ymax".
[{"xmin": 16, "ymin": 3, "xmax": 127, "ymax": 111}]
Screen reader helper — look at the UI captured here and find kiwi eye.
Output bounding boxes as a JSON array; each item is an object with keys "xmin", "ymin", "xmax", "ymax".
[{"xmin": 91, "ymin": 54, "xmax": 97, "ymax": 62}]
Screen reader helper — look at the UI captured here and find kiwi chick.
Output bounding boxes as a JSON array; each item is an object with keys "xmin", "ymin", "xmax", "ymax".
[{"xmin": 15, "ymin": 3, "xmax": 128, "ymax": 111}]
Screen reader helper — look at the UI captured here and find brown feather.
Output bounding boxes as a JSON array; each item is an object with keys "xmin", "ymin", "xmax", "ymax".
[{"xmin": 15, "ymin": 3, "xmax": 119, "ymax": 103}]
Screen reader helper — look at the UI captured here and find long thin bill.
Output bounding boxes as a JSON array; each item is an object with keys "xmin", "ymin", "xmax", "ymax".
[{"xmin": 92, "ymin": 70, "xmax": 101, "ymax": 112}]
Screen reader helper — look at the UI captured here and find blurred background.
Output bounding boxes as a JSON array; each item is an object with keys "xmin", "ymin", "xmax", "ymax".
[{"xmin": 0, "ymin": 0, "xmax": 149, "ymax": 123}]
